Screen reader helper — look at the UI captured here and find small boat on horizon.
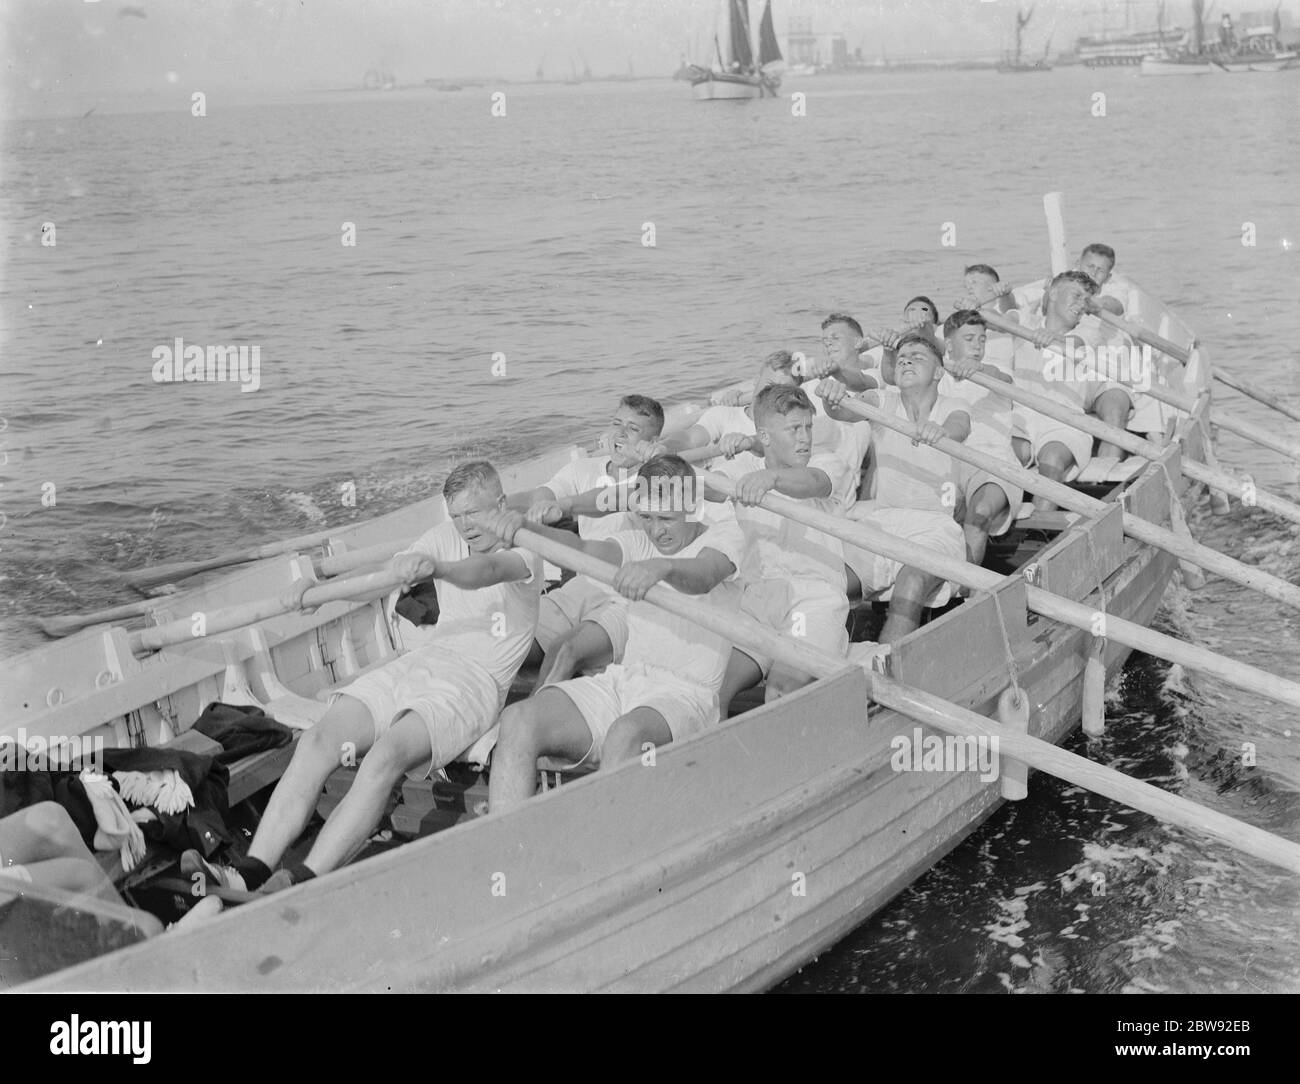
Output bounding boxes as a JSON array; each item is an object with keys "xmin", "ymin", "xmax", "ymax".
[
  {"xmin": 690, "ymin": 0, "xmax": 784, "ymax": 100},
  {"xmin": 1140, "ymin": 2, "xmax": 1298, "ymax": 74},
  {"xmin": 996, "ymin": 5, "xmax": 1054, "ymax": 73}
]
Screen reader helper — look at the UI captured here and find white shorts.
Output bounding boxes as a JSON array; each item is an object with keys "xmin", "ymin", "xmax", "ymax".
[
  {"xmin": 535, "ymin": 576, "xmax": 630, "ymax": 660},
  {"xmin": 842, "ymin": 504, "xmax": 966, "ymax": 608},
  {"xmin": 1023, "ymin": 384, "xmax": 1134, "ymax": 474},
  {"xmin": 334, "ymin": 648, "xmax": 503, "ymax": 776},
  {"xmin": 550, "ymin": 664, "xmax": 719, "ymax": 768},
  {"xmin": 957, "ymin": 462, "xmax": 1024, "ymax": 538},
  {"xmin": 735, "ymin": 577, "xmax": 849, "ymax": 676}
]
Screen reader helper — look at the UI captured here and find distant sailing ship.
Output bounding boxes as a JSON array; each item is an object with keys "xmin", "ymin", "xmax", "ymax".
[
  {"xmin": 688, "ymin": 0, "xmax": 783, "ymax": 100},
  {"xmin": 996, "ymin": 5, "xmax": 1053, "ymax": 73},
  {"xmin": 1140, "ymin": 1, "xmax": 1296, "ymax": 74}
]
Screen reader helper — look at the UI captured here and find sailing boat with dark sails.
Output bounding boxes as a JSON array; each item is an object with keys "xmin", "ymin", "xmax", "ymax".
[{"xmin": 690, "ymin": 0, "xmax": 783, "ymax": 100}]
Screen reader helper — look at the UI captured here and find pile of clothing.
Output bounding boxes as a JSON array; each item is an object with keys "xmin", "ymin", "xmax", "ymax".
[{"xmin": 0, "ymin": 703, "xmax": 292, "ymax": 871}]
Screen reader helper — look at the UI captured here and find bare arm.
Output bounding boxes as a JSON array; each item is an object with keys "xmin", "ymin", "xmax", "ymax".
[
  {"xmin": 733, "ymin": 466, "xmax": 832, "ymax": 505},
  {"xmin": 506, "ymin": 484, "xmax": 557, "ymax": 512},
  {"xmin": 614, "ymin": 547, "xmax": 736, "ymax": 600},
  {"xmin": 432, "ymin": 549, "xmax": 534, "ymax": 589},
  {"xmin": 661, "ymin": 423, "xmax": 713, "ymax": 453},
  {"xmin": 941, "ymin": 409, "xmax": 971, "ymax": 444}
]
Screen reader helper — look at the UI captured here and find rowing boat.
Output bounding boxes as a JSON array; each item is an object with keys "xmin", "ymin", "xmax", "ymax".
[{"xmin": 3, "ymin": 279, "xmax": 1224, "ymax": 991}]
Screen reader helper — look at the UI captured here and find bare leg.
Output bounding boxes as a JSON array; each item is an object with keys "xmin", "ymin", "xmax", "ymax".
[
  {"xmin": 246, "ymin": 695, "xmax": 376, "ymax": 870},
  {"xmin": 718, "ymin": 648, "xmax": 764, "ymax": 717},
  {"xmin": 0, "ymin": 803, "xmax": 120, "ymax": 904},
  {"xmin": 488, "ymin": 687, "xmax": 595, "ymax": 815},
  {"xmin": 880, "ymin": 567, "xmax": 943, "ymax": 643},
  {"xmin": 963, "ymin": 482, "xmax": 1009, "ymax": 566},
  {"xmin": 538, "ymin": 621, "xmax": 614, "ymax": 686},
  {"xmin": 766, "ymin": 664, "xmax": 815, "ymax": 702},
  {"xmin": 1093, "ymin": 388, "xmax": 1133, "ymax": 460},
  {"xmin": 601, "ymin": 708, "xmax": 672, "ymax": 768},
  {"xmin": 1032, "ymin": 442, "xmax": 1076, "ymax": 511},
  {"xmin": 303, "ymin": 710, "xmax": 433, "ymax": 875}
]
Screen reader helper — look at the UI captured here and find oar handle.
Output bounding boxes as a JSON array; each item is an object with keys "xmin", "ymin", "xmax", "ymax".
[
  {"xmin": 513, "ymin": 526, "xmax": 838, "ymax": 680},
  {"xmin": 128, "ymin": 567, "xmax": 409, "ymax": 653},
  {"xmin": 834, "ymin": 391, "xmax": 1104, "ymax": 518},
  {"xmin": 1093, "ymin": 308, "xmax": 1190, "ymax": 363}
]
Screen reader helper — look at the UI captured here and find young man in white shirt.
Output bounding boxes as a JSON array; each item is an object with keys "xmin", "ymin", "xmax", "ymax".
[
  {"xmin": 714, "ymin": 384, "xmax": 851, "ymax": 703},
  {"xmin": 183, "ymin": 460, "xmax": 543, "ymax": 893},
  {"xmin": 666, "ymin": 350, "xmax": 865, "ymax": 509},
  {"xmin": 818, "ymin": 331, "xmax": 972, "ymax": 643},
  {"xmin": 1012, "ymin": 270, "xmax": 1135, "ymax": 507},
  {"xmin": 939, "ymin": 310, "xmax": 1026, "ymax": 565},
  {"xmin": 487, "ymin": 454, "xmax": 748, "ymax": 814},
  {"xmin": 507, "ymin": 395, "xmax": 666, "ymax": 684}
]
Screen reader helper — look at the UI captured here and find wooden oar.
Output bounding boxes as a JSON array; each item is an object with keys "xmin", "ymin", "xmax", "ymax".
[
  {"xmin": 699, "ymin": 470, "xmax": 1300, "ymax": 714},
  {"xmin": 976, "ymin": 309, "xmax": 1300, "ymax": 524},
  {"xmin": 1131, "ymin": 370, "xmax": 1300, "ymax": 464},
  {"xmin": 127, "ymin": 566, "xmax": 409, "ymax": 653},
  {"xmin": 1210, "ymin": 366, "xmax": 1300, "ymax": 425},
  {"xmin": 121, "ymin": 526, "xmax": 343, "ymax": 591},
  {"xmin": 511, "ymin": 524, "xmax": 1300, "ymax": 877},
  {"xmin": 1039, "ymin": 190, "xmax": 1300, "ymax": 430},
  {"xmin": 41, "ymin": 541, "xmax": 409, "ymax": 640},
  {"xmin": 1089, "ymin": 307, "xmax": 1300, "ymax": 424},
  {"xmin": 826, "ymin": 391, "xmax": 1300, "ymax": 613},
  {"xmin": 37, "ymin": 597, "xmax": 169, "ymax": 639}
]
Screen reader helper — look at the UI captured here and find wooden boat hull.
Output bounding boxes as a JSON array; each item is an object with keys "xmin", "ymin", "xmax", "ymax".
[
  {"xmin": 1136, "ymin": 52, "xmax": 1297, "ymax": 75},
  {"xmin": 1216, "ymin": 51, "xmax": 1298, "ymax": 72},
  {"xmin": 23, "ymin": 483, "xmax": 1182, "ymax": 992},
  {"xmin": 1139, "ymin": 55, "xmax": 1221, "ymax": 75},
  {"xmin": 691, "ymin": 72, "xmax": 770, "ymax": 99},
  {"xmin": 8, "ymin": 285, "xmax": 1212, "ymax": 991}
]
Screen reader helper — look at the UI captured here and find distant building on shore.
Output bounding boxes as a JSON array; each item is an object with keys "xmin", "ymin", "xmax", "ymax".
[
  {"xmin": 786, "ymin": 15, "xmax": 850, "ymax": 69},
  {"xmin": 1073, "ymin": 27, "xmax": 1187, "ymax": 66}
]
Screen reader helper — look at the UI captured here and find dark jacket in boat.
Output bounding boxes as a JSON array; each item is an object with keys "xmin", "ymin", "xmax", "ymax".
[
  {"xmin": 0, "ymin": 749, "xmax": 232, "ymax": 859},
  {"xmin": 395, "ymin": 579, "xmax": 441, "ymax": 627},
  {"xmin": 192, "ymin": 701, "xmax": 293, "ymax": 765}
]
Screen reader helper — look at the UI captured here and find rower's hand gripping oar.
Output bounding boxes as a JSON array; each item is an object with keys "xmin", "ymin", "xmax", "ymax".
[
  {"xmin": 816, "ymin": 382, "xmax": 1300, "ymax": 613},
  {"xmin": 493, "ymin": 514, "xmax": 1300, "ymax": 878},
  {"xmin": 974, "ymin": 307, "xmax": 1300, "ymax": 525},
  {"xmin": 696, "ymin": 468, "xmax": 1300, "ymax": 716},
  {"xmin": 1041, "ymin": 191, "xmax": 1300, "ymax": 439}
]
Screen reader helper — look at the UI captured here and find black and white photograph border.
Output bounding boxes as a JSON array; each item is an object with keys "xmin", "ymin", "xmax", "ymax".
[{"xmin": 1, "ymin": 0, "xmax": 1297, "ymax": 1004}]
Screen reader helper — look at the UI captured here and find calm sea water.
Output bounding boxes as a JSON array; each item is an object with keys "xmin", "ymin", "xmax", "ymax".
[{"xmin": 2, "ymin": 69, "xmax": 1298, "ymax": 992}]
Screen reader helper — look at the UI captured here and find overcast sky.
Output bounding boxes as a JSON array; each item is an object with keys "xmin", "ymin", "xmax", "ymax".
[{"xmin": 3, "ymin": 0, "xmax": 1296, "ymax": 102}]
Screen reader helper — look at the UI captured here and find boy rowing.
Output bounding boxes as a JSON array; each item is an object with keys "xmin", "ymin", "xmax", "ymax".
[
  {"xmin": 817, "ymin": 330, "xmax": 971, "ymax": 643},
  {"xmin": 182, "ymin": 460, "xmax": 542, "ymax": 894},
  {"xmin": 940, "ymin": 310, "xmax": 1026, "ymax": 565},
  {"xmin": 712, "ymin": 384, "xmax": 851, "ymax": 704},
  {"xmin": 487, "ymin": 454, "xmax": 747, "ymax": 814},
  {"xmin": 1012, "ymin": 270, "xmax": 1136, "ymax": 507},
  {"xmin": 507, "ymin": 395, "xmax": 666, "ymax": 685}
]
